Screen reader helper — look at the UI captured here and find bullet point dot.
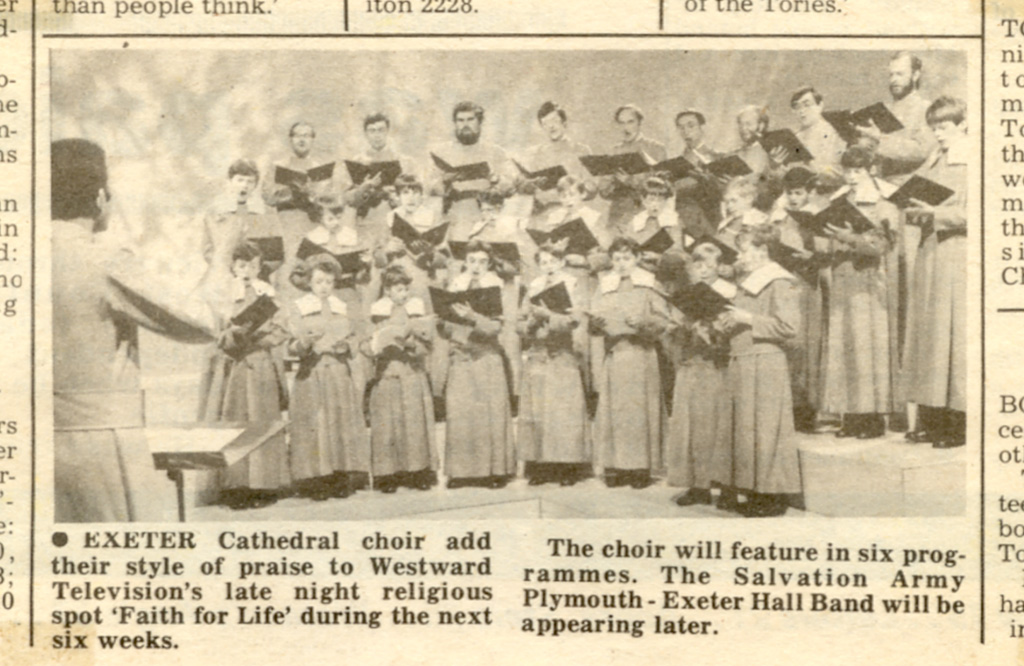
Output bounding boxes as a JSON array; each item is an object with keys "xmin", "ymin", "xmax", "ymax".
[{"xmin": 52, "ymin": 532, "xmax": 68, "ymax": 548}]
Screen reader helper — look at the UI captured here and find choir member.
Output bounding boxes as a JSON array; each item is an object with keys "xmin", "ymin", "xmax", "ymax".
[
  {"xmin": 717, "ymin": 176, "xmax": 769, "ymax": 247},
  {"xmin": 667, "ymin": 241, "xmax": 733, "ymax": 506},
  {"xmin": 903, "ymin": 96, "xmax": 968, "ymax": 448},
  {"xmin": 518, "ymin": 243, "xmax": 591, "ymax": 486},
  {"xmin": 429, "ymin": 101, "xmax": 515, "ymax": 230},
  {"xmin": 365, "ymin": 265, "xmax": 439, "ymax": 492},
  {"xmin": 205, "ymin": 241, "xmax": 290, "ymax": 510},
  {"xmin": 790, "ymin": 86, "xmax": 846, "ymax": 175},
  {"xmin": 442, "ymin": 240, "xmax": 516, "ymax": 489},
  {"xmin": 52, "ymin": 139, "xmax": 217, "ymax": 522},
  {"xmin": 856, "ymin": 52, "xmax": 937, "ymax": 183},
  {"xmin": 770, "ymin": 166, "xmax": 826, "ymax": 431},
  {"xmin": 715, "ymin": 225, "xmax": 802, "ymax": 517},
  {"xmin": 622, "ymin": 175, "xmax": 684, "ymax": 273},
  {"xmin": 672, "ymin": 109, "xmax": 724, "ymax": 239},
  {"xmin": 733, "ymin": 105, "xmax": 784, "ymax": 211},
  {"xmin": 590, "ymin": 237, "xmax": 671, "ymax": 489},
  {"xmin": 287, "ymin": 254, "xmax": 370, "ymax": 501},
  {"xmin": 820, "ymin": 146, "xmax": 897, "ymax": 439},
  {"xmin": 598, "ymin": 104, "xmax": 667, "ymax": 230},
  {"xmin": 349, "ymin": 112, "xmax": 420, "ymax": 248},
  {"xmin": 518, "ymin": 101, "xmax": 593, "ymax": 211}
]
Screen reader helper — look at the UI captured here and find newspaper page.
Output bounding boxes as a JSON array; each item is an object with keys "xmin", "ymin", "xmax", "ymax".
[{"xmin": 0, "ymin": 0, "xmax": 1010, "ymax": 663}]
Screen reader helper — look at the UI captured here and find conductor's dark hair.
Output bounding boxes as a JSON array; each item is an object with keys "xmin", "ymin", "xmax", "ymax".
[
  {"xmin": 452, "ymin": 101, "xmax": 485, "ymax": 123},
  {"xmin": 840, "ymin": 145, "xmax": 876, "ymax": 171},
  {"xmin": 52, "ymin": 138, "xmax": 108, "ymax": 221},
  {"xmin": 615, "ymin": 104, "xmax": 644, "ymax": 124},
  {"xmin": 289, "ymin": 121, "xmax": 316, "ymax": 138},
  {"xmin": 537, "ymin": 101, "xmax": 567, "ymax": 124},
  {"xmin": 736, "ymin": 223, "xmax": 778, "ymax": 250},
  {"xmin": 926, "ymin": 96, "xmax": 967, "ymax": 127},
  {"xmin": 608, "ymin": 236, "xmax": 641, "ymax": 257},
  {"xmin": 675, "ymin": 109, "xmax": 706, "ymax": 126},
  {"xmin": 227, "ymin": 159, "xmax": 260, "ymax": 183},
  {"xmin": 363, "ymin": 112, "xmax": 391, "ymax": 130},
  {"xmin": 394, "ymin": 173, "xmax": 423, "ymax": 194},
  {"xmin": 290, "ymin": 253, "xmax": 342, "ymax": 292},
  {"xmin": 782, "ymin": 165, "xmax": 815, "ymax": 191},
  {"xmin": 476, "ymin": 189, "xmax": 505, "ymax": 208},
  {"xmin": 231, "ymin": 240, "xmax": 262, "ymax": 264},
  {"xmin": 790, "ymin": 86, "xmax": 823, "ymax": 108},
  {"xmin": 382, "ymin": 264, "xmax": 414, "ymax": 289}
]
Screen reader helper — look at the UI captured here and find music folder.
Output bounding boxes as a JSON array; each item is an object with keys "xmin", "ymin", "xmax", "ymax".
[
  {"xmin": 392, "ymin": 215, "xmax": 450, "ymax": 247},
  {"xmin": 448, "ymin": 240, "xmax": 521, "ymax": 265},
  {"xmin": 758, "ymin": 129, "xmax": 813, "ymax": 164},
  {"xmin": 638, "ymin": 227, "xmax": 675, "ymax": 254},
  {"xmin": 527, "ymin": 218, "xmax": 600, "ymax": 256},
  {"xmin": 296, "ymin": 238, "xmax": 366, "ymax": 274},
  {"xmin": 344, "ymin": 159, "xmax": 402, "ymax": 186},
  {"xmin": 248, "ymin": 236, "xmax": 285, "ymax": 263},
  {"xmin": 431, "ymin": 153, "xmax": 492, "ymax": 181},
  {"xmin": 705, "ymin": 154, "xmax": 753, "ymax": 179},
  {"xmin": 579, "ymin": 152, "xmax": 654, "ymax": 177},
  {"xmin": 671, "ymin": 282, "xmax": 732, "ymax": 321},
  {"xmin": 513, "ymin": 160, "xmax": 568, "ymax": 190},
  {"xmin": 529, "ymin": 281, "xmax": 573, "ymax": 314},
  {"xmin": 429, "ymin": 285, "xmax": 504, "ymax": 324},
  {"xmin": 230, "ymin": 293, "xmax": 279, "ymax": 332},
  {"xmin": 887, "ymin": 175, "xmax": 956, "ymax": 208}
]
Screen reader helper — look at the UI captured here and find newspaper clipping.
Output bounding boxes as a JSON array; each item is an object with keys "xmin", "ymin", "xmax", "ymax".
[{"xmin": 0, "ymin": 0, "xmax": 1014, "ymax": 663}]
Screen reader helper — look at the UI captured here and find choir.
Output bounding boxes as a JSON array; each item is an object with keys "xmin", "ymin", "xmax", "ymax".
[{"xmin": 54, "ymin": 52, "xmax": 969, "ymax": 520}]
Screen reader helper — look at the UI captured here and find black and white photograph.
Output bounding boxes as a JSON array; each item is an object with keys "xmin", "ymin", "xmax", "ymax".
[{"xmin": 48, "ymin": 46, "xmax": 969, "ymax": 522}]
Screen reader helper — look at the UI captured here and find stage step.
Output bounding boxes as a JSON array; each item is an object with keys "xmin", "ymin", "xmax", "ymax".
[{"xmin": 797, "ymin": 434, "xmax": 966, "ymax": 517}]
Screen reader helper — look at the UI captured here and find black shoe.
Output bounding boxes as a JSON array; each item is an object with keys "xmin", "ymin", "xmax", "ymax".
[
  {"xmin": 857, "ymin": 424, "xmax": 885, "ymax": 439},
  {"xmin": 629, "ymin": 473, "xmax": 654, "ymax": 489},
  {"xmin": 740, "ymin": 495, "xmax": 788, "ymax": 517},
  {"xmin": 835, "ymin": 426, "xmax": 858, "ymax": 438},
  {"xmin": 674, "ymin": 488, "xmax": 712, "ymax": 506},
  {"xmin": 447, "ymin": 478, "xmax": 468, "ymax": 489},
  {"xmin": 716, "ymin": 491, "xmax": 740, "ymax": 512},
  {"xmin": 605, "ymin": 471, "xmax": 625, "ymax": 488},
  {"xmin": 528, "ymin": 476, "xmax": 548, "ymax": 486},
  {"xmin": 559, "ymin": 476, "xmax": 578, "ymax": 487},
  {"xmin": 905, "ymin": 429, "xmax": 935, "ymax": 444},
  {"xmin": 488, "ymin": 476, "xmax": 509, "ymax": 489}
]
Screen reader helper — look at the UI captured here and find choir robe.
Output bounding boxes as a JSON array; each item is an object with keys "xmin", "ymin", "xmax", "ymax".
[
  {"xmin": 441, "ymin": 272, "xmax": 516, "ymax": 479},
  {"xmin": 873, "ymin": 91, "xmax": 936, "ymax": 183},
  {"xmin": 591, "ymin": 268, "xmax": 670, "ymax": 472},
  {"xmin": 53, "ymin": 220, "xmax": 216, "ymax": 522},
  {"xmin": 365, "ymin": 296, "xmax": 438, "ymax": 477},
  {"xmin": 527, "ymin": 205, "xmax": 608, "ymax": 390},
  {"xmin": 769, "ymin": 206, "xmax": 828, "ymax": 410},
  {"xmin": 261, "ymin": 151, "xmax": 344, "ymax": 260},
  {"xmin": 428, "ymin": 139, "xmax": 515, "ymax": 227},
  {"xmin": 196, "ymin": 192, "xmax": 268, "ymax": 312},
  {"xmin": 904, "ymin": 140, "xmax": 967, "ymax": 413},
  {"xmin": 517, "ymin": 136, "xmax": 592, "ymax": 211},
  {"xmin": 205, "ymin": 279, "xmax": 291, "ymax": 491},
  {"xmin": 715, "ymin": 262, "xmax": 802, "ymax": 494},
  {"xmin": 379, "ymin": 205, "xmax": 452, "ymax": 395},
  {"xmin": 517, "ymin": 273, "xmax": 590, "ymax": 465},
  {"xmin": 448, "ymin": 215, "xmax": 531, "ymax": 393},
  {"xmin": 734, "ymin": 141, "xmax": 781, "ymax": 211},
  {"xmin": 672, "ymin": 142, "xmax": 724, "ymax": 239},
  {"xmin": 194, "ymin": 193, "xmax": 265, "ymax": 420},
  {"xmin": 820, "ymin": 191, "xmax": 896, "ymax": 415},
  {"xmin": 796, "ymin": 118, "xmax": 847, "ymax": 176},
  {"xmin": 666, "ymin": 280, "xmax": 733, "ymax": 489},
  {"xmin": 347, "ymin": 145, "xmax": 420, "ymax": 249},
  {"xmin": 598, "ymin": 135, "xmax": 667, "ymax": 230},
  {"xmin": 287, "ymin": 294, "xmax": 370, "ymax": 481}
]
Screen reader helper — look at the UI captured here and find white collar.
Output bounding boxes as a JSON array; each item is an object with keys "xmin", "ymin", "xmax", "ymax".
[
  {"xmin": 632, "ymin": 207, "xmax": 678, "ymax": 233},
  {"xmin": 295, "ymin": 293, "xmax": 347, "ymax": 316},
  {"xmin": 308, "ymin": 224, "xmax": 359, "ymax": 247},
  {"xmin": 232, "ymin": 277, "xmax": 274, "ymax": 302},
  {"xmin": 211, "ymin": 191, "xmax": 266, "ymax": 215},
  {"xmin": 449, "ymin": 271, "xmax": 503, "ymax": 291},
  {"xmin": 718, "ymin": 208, "xmax": 767, "ymax": 233},
  {"xmin": 599, "ymin": 268, "xmax": 656, "ymax": 294},
  {"xmin": 941, "ymin": 137, "xmax": 969, "ymax": 167},
  {"xmin": 740, "ymin": 261, "xmax": 794, "ymax": 297},
  {"xmin": 710, "ymin": 278, "xmax": 737, "ymax": 300},
  {"xmin": 528, "ymin": 272, "xmax": 576, "ymax": 297},
  {"xmin": 547, "ymin": 205, "xmax": 599, "ymax": 229},
  {"xmin": 370, "ymin": 296, "xmax": 425, "ymax": 318}
]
